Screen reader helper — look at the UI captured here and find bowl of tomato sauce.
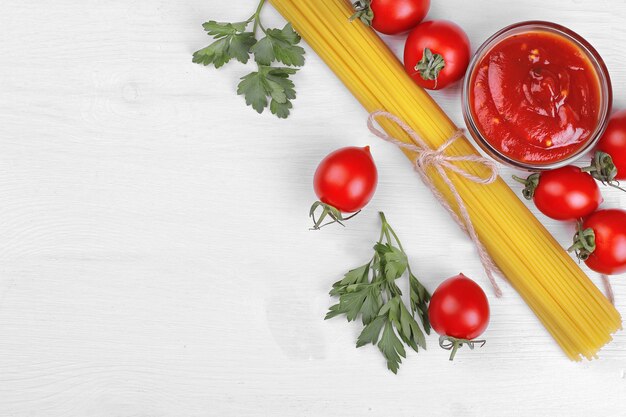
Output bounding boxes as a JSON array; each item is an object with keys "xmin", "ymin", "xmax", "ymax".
[{"xmin": 462, "ymin": 21, "xmax": 612, "ymax": 170}]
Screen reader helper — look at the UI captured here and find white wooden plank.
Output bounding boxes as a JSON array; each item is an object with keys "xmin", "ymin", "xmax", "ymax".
[{"xmin": 0, "ymin": 0, "xmax": 625, "ymax": 416}]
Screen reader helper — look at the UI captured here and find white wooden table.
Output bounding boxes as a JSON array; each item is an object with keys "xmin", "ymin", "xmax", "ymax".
[{"xmin": 1, "ymin": 1, "xmax": 625, "ymax": 415}]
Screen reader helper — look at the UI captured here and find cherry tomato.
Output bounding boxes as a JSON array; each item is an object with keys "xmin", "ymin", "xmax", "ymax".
[
  {"xmin": 313, "ymin": 146, "xmax": 378, "ymax": 213},
  {"xmin": 428, "ymin": 274, "xmax": 490, "ymax": 340},
  {"xmin": 352, "ymin": 0, "xmax": 430, "ymax": 36},
  {"xmin": 404, "ymin": 20, "xmax": 470, "ymax": 90},
  {"xmin": 515, "ymin": 166, "xmax": 602, "ymax": 221},
  {"xmin": 572, "ymin": 209, "xmax": 626, "ymax": 275},
  {"xmin": 597, "ymin": 110, "xmax": 626, "ymax": 180}
]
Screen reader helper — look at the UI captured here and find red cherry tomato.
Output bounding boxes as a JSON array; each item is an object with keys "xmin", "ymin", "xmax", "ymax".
[
  {"xmin": 403, "ymin": 20, "xmax": 470, "ymax": 90},
  {"xmin": 516, "ymin": 166, "xmax": 602, "ymax": 221},
  {"xmin": 597, "ymin": 110, "xmax": 626, "ymax": 180},
  {"xmin": 574, "ymin": 209, "xmax": 626, "ymax": 275},
  {"xmin": 313, "ymin": 146, "xmax": 378, "ymax": 213},
  {"xmin": 352, "ymin": 0, "xmax": 430, "ymax": 36},
  {"xmin": 428, "ymin": 274, "xmax": 490, "ymax": 340}
]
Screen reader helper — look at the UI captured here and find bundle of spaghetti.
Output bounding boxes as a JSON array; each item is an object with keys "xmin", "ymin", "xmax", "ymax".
[{"xmin": 269, "ymin": 0, "xmax": 622, "ymax": 360}]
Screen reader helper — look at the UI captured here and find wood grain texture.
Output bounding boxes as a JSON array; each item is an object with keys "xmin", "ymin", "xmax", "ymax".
[{"xmin": 0, "ymin": 0, "xmax": 624, "ymax": 416}]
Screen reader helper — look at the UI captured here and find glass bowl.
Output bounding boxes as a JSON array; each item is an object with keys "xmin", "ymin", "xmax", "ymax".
[{"xmin": 462, "ymin": 21, "xmax": 612, "ymax": 171}]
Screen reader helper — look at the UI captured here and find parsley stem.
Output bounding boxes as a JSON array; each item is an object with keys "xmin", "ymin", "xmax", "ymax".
[
  {"xmin": 379, "ymin": 212, "xmax": 407, "ymax": 257},
  {"xmin": 378, "ymin": 211, "xmax": 417, "ymax": 281},
  {"xmin": 253, "ymin": 0, "xmax": 267, "ymax": 19},
  {"xmin": 384, "ymin": 228, "xmax": 392, "ymax": 244},
  {"xmin": 251, "ymin": 0, "xmax": 267, "ymax": 35},
  {"xmin": 378, "ymin": 212, "xmax": 392, "ymax": 243},
  {"xmin": 377, "ymin": 213, "xmax": 386, "ymax": 243},
  {"xmin": 386, "ymin": 223, "xmax": 405, "ymax": 253}
]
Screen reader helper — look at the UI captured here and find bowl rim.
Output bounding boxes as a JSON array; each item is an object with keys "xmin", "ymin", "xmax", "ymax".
[{"xmin": 461, "ymin": 20, "xmax": 613, "ymax": 171}]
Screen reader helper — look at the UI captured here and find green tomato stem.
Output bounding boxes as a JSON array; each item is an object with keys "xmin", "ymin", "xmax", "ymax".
[
  {"xmin": 449, "ymin": 340, "xmax": 460, "ymax": 361},
  {"xmin": 439, "ymin": 335, "xmax": 486, "ymax": 361}
]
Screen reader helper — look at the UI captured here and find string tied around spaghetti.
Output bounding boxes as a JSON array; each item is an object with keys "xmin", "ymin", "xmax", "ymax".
[{"xmin": 367, "ymin": 110, "xmax": 504, "ymax": 297}]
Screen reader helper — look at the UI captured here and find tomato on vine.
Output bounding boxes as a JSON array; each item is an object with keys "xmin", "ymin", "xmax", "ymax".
[
  {"xmin": 597, "ymin": 110, "xmax": 626, "ymax": 180},
  {"xmin": 403, "ymin": 20, "xmax": 470, "ymax": 90},
  {"xmin": 513, "ymin": 166, "xmax": 602, "ymax": 221},
  {"xmin": 569, "ymin": 209, "xmax": 626, "ymax": 275},
  {"xmin": 513, "ymin": 151, "xmax": 626, "ymax": 221},
  {"xmin": 351, "ymin": 0, "xmax": 430, "ymax": 35},
  {"xmin": 310, "ymin": 146, "xmax": 378, "ymax": 229},
  {"xmin": 428, "ymin": 274, "xmax": 490, "ymax": 360}
]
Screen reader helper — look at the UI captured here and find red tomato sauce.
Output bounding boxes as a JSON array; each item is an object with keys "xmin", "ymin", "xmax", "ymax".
[{"xmin": 470, "ymin": 31, "xmax": 602, "ymax": 165}]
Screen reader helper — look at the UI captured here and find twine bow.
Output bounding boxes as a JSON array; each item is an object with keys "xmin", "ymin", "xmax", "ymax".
[{"xmin": 367, "ymin": 110, "xmax": 504, "ymax": 297}]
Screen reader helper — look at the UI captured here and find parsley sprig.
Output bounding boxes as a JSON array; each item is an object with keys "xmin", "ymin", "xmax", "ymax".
[
  {"xmin": 326, "ymin": 212, "xmax": 431, "ymax": 373},
  {"xmin": 192, "ymin": 0, "xmax": 305, "ymax": 118}
]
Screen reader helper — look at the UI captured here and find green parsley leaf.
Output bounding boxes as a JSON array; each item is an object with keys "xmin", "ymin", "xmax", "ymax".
[
  {"xmin": 192, "ymin": 21, "xmax": 256, "ymax": 68},
  {"xmin": 228, "ymin": 32, "xmax": 257, "ymax": 63},
  {"xmin": 360, "ymin": 285, "xmax": 383, "ymax": 325},
  {"xmin": 270, "ymin": 100, "xmax": 292, "ymax": 119},
  {"xmin": 374, "ymin": 243, "xmax": 408, "ymax": 281},
  {"xmin": 237, "ymin": 71, "xmax": 267, "ymax": 113},
  {"xmin": 330, "ymin": 263, "xmax": 370, "ymax": 296},
  {"xmin": 202, "ymin": 20, "xmax": 249, "ymax": 37},
  {"xmin": 397, "ymin": 298, "xmax": 426, "ymax": 351},
  {"xmin": 251, "ymin": 23, "xmax": 305, "ymax": 66},
  {"xmin": 356, "ymin": 316, "xmax": 386, "ymax": 347},
  {"xmin": 378, "ymin": 320, "xmax": 406, "ymax": 374},
  {"xmin": 325, "ymin": 283, "xmax": 378, "ymax": 322},
  {"xmin": 375, "ymin": 296, "xmax": 427, "ymax": 373},
  {"xmin": 192, "ymin": 38, "xmax": 231, "ymax": 68},
  {"xmin": 237, "ymin": 66, "xmax": 298, "ymax": 118},
  {"xmin": 410, "ymin": 273, "xmax": 431, "ymax": 334},
  {"xmin": 339, "ymin": 286, "xmax": 370, "ymax": 322}
]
